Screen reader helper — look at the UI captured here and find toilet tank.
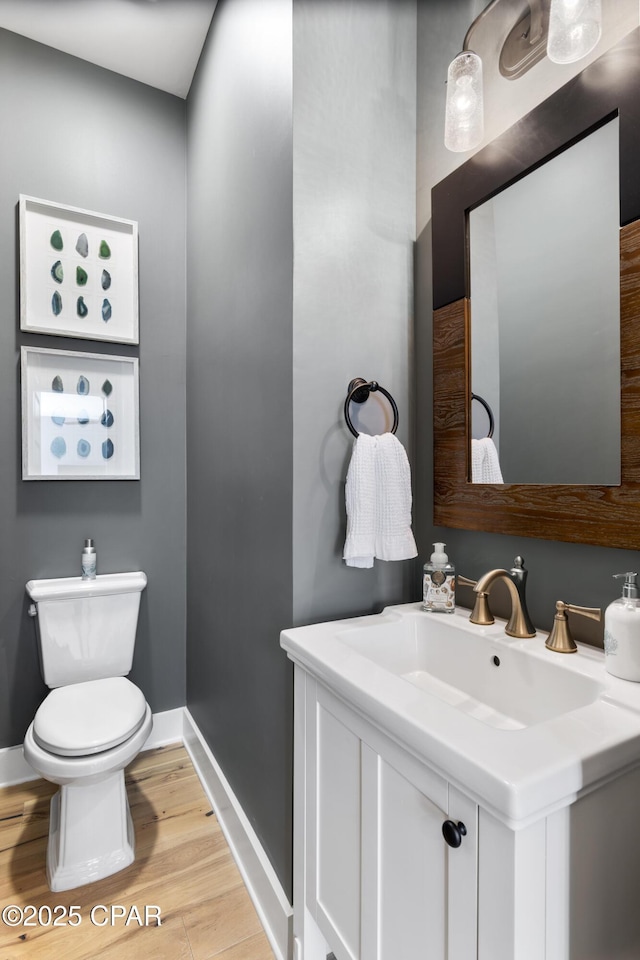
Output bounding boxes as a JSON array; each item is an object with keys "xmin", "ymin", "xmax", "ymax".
[{"xmin": 26, "ymin": 572, "xmax": 147, "ymax": 688}]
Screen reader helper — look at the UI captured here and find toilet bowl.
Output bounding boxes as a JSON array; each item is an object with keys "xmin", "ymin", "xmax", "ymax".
[{"xmin": 23, "ymin": 573, "xmax": 151, "ymax": 892}]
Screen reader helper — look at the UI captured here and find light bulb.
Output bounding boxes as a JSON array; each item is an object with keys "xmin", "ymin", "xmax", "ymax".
[
  {"xmin": 444, "ymin": 51, "xmax": 484, "ymax": 153},
  {"xmin": 547, "ymin": 0, "xmax": 602, "ymax": 64},
  {"xmin": 451, "ymin": 76, "xmax": 477, "ymax": 121}
]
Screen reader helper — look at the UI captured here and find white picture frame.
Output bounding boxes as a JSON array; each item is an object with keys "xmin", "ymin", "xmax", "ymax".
[
  {"xmin": 19, "ymin": 195, "xmax": 139, "ymax": 345},
  {"xmin": 21, "ymin": 346, "xmax": 140, "ymax": 481}
]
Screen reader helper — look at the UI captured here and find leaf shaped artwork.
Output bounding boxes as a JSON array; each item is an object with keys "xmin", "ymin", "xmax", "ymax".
[{"xmin": 50, "ymin": 436, "xmax": 66, "ymax": 458}]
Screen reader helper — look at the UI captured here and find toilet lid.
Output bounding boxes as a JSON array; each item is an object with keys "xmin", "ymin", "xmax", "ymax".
[{"xmin": 33, "ymin": 677, "xmax": 147, "ymax": 757}]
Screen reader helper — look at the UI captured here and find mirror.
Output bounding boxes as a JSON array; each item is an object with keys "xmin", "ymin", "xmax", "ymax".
[
  {"xmin": 431, "ymin": 29, "xmax": 640, "ymax": 549},
  {"xmin": 469, "ymin": 118, "xmax": 620, "ymax": 484}
]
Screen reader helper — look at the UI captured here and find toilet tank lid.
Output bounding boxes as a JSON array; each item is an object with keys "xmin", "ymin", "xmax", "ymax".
[{"xmin": 26, "ymin": 571, "xmax": 147, "ymax": 602}]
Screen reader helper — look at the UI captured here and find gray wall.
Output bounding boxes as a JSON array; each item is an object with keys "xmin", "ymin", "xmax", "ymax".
[
  {"xmin": 185, "ymin": 0, "xmax": 295, "ymax": 896},
  {"xmin": 185, "ymin": 0, "xmax": 418, "ymax": 899},
  {"xmin": 292, "ymin": 0, "xmax": 418, "ymax": 626},
  {"xmin": 0, "ymin": 29, "xmax": 187, "ymax": 747},
  {"xmin": 416, "ymin": 0, "xmax": 640, "ymax": 639}
]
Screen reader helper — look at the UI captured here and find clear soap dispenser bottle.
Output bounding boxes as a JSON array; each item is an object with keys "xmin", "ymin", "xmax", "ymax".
[
  {"xmin": 604, "ymin": 572, "xmax": 640, "ymax": 680},
  {"xmin": 422, "ymin": 542, "xmax": 455, "ymax": 614}
]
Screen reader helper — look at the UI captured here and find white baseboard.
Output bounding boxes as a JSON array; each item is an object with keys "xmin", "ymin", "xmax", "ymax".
[
  {"xmin": 0, "ymin": 743, "xmax": 36, "ymax": 787},
  {"xmin": 182, "ymin": 708, "xmax": 293, "ymax": 960},
  {"xmin": 0, "ymin": 706, "xmax": 293, "ymax": 960},
  {"xmin": 144, "ymin": 706, "xmax": 185, "ymax": 748}
]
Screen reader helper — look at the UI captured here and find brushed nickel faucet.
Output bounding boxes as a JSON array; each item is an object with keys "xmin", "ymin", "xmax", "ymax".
[{"xmin": 461, "ymin": 556, "xmax": 536, "ymax": 639}]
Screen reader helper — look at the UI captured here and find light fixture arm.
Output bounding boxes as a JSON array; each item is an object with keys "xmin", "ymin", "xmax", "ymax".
[
  {"xmin": 528, "ymin": 0, "xmax": 545, "ymax": 45},
  {"xmin": 462, "ymin": 0, "xmax": 502, "ymax": 52},
  {"xmin": 462, "ymin": 0, "xmax": 545, "ymax": 50}
]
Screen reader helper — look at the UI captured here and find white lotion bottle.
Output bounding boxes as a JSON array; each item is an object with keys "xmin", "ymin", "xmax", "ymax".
[
  {"xmin": 604, "ymin": 572, "xmax": 640, "ymax": 680},
  {"xmin": 422, "ymin": 542, "xmax": 455, "ymax": 614},
  {"xmin": 81, "ymin": 538, "xmax": 97, "ymax": 580}
]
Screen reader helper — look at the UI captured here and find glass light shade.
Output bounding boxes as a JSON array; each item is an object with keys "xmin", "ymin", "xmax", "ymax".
[
  {"xmin": 547, "ymin": 0, "xmax": 602, "ymax": 64},
  {"xmin": 444, "ymin": 51, "xmax": 484, "ymax": 153}
]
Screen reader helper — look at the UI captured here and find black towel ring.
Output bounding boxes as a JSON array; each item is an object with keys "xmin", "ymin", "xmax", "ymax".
[
  {"xmin": 471, "ymin": 392, "xmax": 494, "ymax": 439},
  {"xmin": 344, "ymin": 378, "xmax": 399, "ymax": 438}
]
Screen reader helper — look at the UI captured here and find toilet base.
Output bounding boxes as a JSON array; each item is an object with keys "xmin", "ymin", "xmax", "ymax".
[{"xmin": 47, "ymin": 770, "xmax": 135, "ymax": 892}]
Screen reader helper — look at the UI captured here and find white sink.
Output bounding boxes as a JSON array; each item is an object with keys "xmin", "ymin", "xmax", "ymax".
[
  {"xmin": 281, "ymin": 603, "xmax": 640, "ymax": 825},
  {"xmin": 337, "ymin": 614, "xmax": 603, "ymax": 730}
]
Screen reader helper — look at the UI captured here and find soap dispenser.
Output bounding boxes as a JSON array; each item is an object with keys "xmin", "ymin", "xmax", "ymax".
[
  {"xmin": 422, "ymin": 543, "xmax": 455, "ymax": 614},
  {"xmin": 604, "ymin": 572, "xmax": 640, "ymax": 680},
  {"xmin": 81, "ymin": 538, "xmax": 97, "ymax": 580}
]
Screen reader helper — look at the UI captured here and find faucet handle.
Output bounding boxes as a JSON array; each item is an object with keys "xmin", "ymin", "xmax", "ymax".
[
  {"xmin": 457, "ymin": 575, "xmax": 496, "ymax": 625},
  {"xmin": 545, "ymin": 600, "xmax": 602, "ymax": 654},
  {"xmin": 469, "ymin": 591, "xmax": 494, "ymax": 626},
  {"xmin": 458, "ymin": 575, "xmax": 495, "ymax": 625},
  {"xmin": 457, "ymin": 575, "xmax": 477, "ymax": 589}
]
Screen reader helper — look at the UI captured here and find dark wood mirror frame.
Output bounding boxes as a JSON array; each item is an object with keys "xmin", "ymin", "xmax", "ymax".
[{"xmin": 432, "ymin": 29, "xmax": 640, "ymax": 550}]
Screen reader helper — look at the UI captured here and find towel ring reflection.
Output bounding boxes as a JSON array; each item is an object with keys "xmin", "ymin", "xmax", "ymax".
[
  {"xmin": 471, "ymin": 393, "xmax": 494, "ymax": 439},
  {"xmin": 344, "ymin": 378, "xmax": 399, "ymax": 438}
]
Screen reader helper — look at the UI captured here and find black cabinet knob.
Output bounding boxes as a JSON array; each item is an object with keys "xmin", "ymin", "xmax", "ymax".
[{"xmin": 442, "ymin": 819, "xmax": 467, "ymax": 848}]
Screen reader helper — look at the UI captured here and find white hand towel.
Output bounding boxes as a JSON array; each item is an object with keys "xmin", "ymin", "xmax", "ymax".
[
  {"xmin": 471, "ymin": 437, "xmax": 504, "ymax": 483},
  {"xmin": 343, "ymin": 433, "xmax": 377, "ymax": 568},
  {"xmin": 343, "ymin": 433, "xmax": 418, "ymax": 568}
]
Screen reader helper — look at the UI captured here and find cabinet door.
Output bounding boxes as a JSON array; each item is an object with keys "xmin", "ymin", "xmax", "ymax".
[
  {"xmin": 371, "ymin": 755, "xmax": 478, "ymax": 960},
  {"xmin": 375, "ymin": 753, "xmax": 448, "ymax": 959},
  {"xmin": 307, "ymin": 688, "xmax": 362, "ymax": 960},
  {"xmin": 304, "ymin": 678, "xmax": 478, "ymax": 960}
]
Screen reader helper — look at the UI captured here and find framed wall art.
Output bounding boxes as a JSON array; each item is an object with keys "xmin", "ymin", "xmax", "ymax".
[
  {"xmin": 19, "ymin": 195, "xmax": 139, "ymax": 344},
  {"xmin": 21, "ymin": 346, "xmax": 140, "ymax": 480}
]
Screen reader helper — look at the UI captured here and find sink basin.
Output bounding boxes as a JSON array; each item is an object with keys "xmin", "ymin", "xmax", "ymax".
[
  {"xmin": 281, "ymin": 602, "xmax": 640, "ymax": 824},
  {"xmin": 337, "ymin": 615, "xmax": 603, "ymax": 730}
]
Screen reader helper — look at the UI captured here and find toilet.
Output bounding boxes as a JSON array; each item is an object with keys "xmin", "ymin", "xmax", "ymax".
[{"xmin": 23, "ymin": 571, "xmax": 152, "ymax": 892}]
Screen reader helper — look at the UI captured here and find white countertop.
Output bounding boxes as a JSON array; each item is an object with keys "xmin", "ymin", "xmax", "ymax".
[{"xmin": 281, "ymin": 603, "xmax": 640, "ymax": 827}]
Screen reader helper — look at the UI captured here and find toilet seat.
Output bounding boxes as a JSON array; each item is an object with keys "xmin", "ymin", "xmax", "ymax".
[{"xmin": 33, "ymin": 677, "xmax": 146, "ymax": 757}]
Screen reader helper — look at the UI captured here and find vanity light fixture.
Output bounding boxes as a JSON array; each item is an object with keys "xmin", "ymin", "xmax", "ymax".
[
  {"xmin": 444, "ymin": 51, "xmax": 484, "ymax": 153},
  {"xmin": 547, "ymin": 0, "xmax": 602, "ymax": 64},
  {"xmin": 444, "ymin": 0, "xmax": 602, "ymax": 152}
]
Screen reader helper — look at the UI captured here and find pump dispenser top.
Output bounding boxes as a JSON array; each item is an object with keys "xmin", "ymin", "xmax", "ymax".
[
  {"xmin": 430, "ymin": 543, "xmax": 449, "ymax": 564},
  {"xmin": 614, "ymin": 572, "xmax": 638, "ymax": 598},
  {"xmin": 605, "ymin": 571, "xmax": 640, "ymax": 680}
]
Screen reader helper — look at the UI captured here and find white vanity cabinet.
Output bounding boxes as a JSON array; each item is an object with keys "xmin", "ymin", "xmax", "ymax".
[
  {"xmin": 298, "ymin": 671, "xmax": 479, "ymax": 960},
  {"xmin": 284, "ymin": 605, "xmax": 640, "ymax": 960}
]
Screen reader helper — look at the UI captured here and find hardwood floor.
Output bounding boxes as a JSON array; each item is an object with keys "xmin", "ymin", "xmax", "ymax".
[{"xmin": 0, "ymin": 744, "xmax": 276, "ymax": 960}]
